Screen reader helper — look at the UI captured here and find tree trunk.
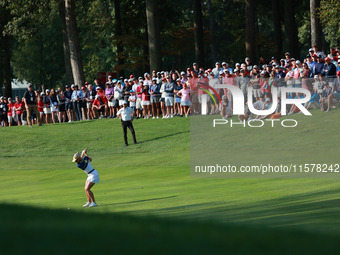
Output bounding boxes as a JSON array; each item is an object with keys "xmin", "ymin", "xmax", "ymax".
[
  {"xmin": 193, "ymin": 0, "xmax": 205, "ymax": 67},
  {"xmin": 310, "ymin": 0, "xmax": 322, "ymax": 50},
  {"xmin": 272, "ymin": 0, "xmax": 283, "ymax": 58},
  {"xmin": 284, "ymin": 0, "xmax": 299, "ymax": 58},
  {"xmin": 207, "ymin": 0, "xmax": 216, "ymax": 63},
  {"xmin": 58, "ymin": 0, "xmax": 73, "ymax": 86},
  {"xmin": 0, "ymin": 6, "xmax": 12, "ymax": 98},
  {"xmin": 113, "ymin": 0, "xmax": 124, "ymax": 77},
  {"xmin": 64, "ymin": 0, "xmax": 84, "ymax": 86},
  {"xmin": 245, "ymin": 0, "xmax": 256, "ymax": 63},
  {"xmin": 146, "ymin": 0, "xmax": 161, "ymax": 72}
]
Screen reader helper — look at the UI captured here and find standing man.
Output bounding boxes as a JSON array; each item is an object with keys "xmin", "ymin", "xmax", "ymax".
[
  {"xmin": 23, "ymin": 84, "xmax": 42, "ymax": 127},
  {"xmin": 117, "ymin": 101, "xmax": 137, "ymax": 147}
]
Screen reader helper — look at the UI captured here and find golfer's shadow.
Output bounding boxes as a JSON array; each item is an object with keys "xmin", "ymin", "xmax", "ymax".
[
  {"xmin": 139, "ymin": 131, "xmax": 189, "ymax": 144},
  {"xmin": 100, "ymin": 195, "xmax": 177, "ymax": 207}
]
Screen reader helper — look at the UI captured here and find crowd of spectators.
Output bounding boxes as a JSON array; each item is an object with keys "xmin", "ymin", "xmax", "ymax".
[{"xmin": 0, "ymin": 45, "xmax": 340, "ymax": 127}]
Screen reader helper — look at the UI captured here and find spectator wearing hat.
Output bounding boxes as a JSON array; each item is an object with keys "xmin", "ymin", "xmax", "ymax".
[
  {"xmin": 245, "ymin": 57, "xmax": 253, "ymax": 73},
  {"xmin": 311, "ymin": 55, "xmax": 325, "ymax": 76},
  {"xmin": 150, "ymin": 78, "xmax": 161, "ymax": 119},
  {"xmin": 57, "ymin": 88, "xmax": 67, "ymax": 123},
  {"xmin": 180, "ymin": 71, "xmax": 187, "ymax": 84},
  {"xmin": 122, "ymin": 79, "xmax": 133, "ymax": 104},
  {"xmin": 192, "ymin": 62, "xmax": 199, "ymax": 74},
  {"xmin": 105, "ymin": 82, "xmax": 115, "ymax": 118},
  {"xmin": 128, "ymin": 90, "xmax": 136, "ymax": 117},
  {"xmin": 92, "ymin": 95, "xmax": 106, "ymax": 118},
  {"xmin": 222, "ymin": 62, "xmax": 233, "ymax": 74},
  {"xmin": 237, "ymin": 69, "xmax": 250, "ymax": 99},
  {"xmin": 23, "ymin": 84, "xmax": 42, "ymax": 127},
  {"xmin": 7, "ymin": 97, "xmax": 15, "ymax": 127},
  {"xmin": 322, "ymin": 57, "xmax": 337, "ymax": 79},
  {"xmin": 212, "ymin": 62, "xmax": 223, "ymax": 77},
  {"xmin": 144, "ymin": 72, "xmax": 152, "ymax": 86},
  {"xmin": 117, "ymin": 100, "xmax": 137, "ymax": 146},
  {"xmin": 0, "ymin": 96, "xmax": 8, "ymax": 127}
]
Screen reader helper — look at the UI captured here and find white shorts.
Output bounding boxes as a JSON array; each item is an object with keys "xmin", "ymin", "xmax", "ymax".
[
  {"xmin": 136, "ymin": 97, "xmax": 143, "ymax": 109},
  {"xmin": 143, "ymin": 100, "xmax": 151, "ymax": 106},
  {"xmin": 165, "ymin": 97, "xmax": 174, "ymax": 106},
  {"xmin": 43, "ymin": 107, "xmax": 52, "ymax": 114},
  {"xmin": 108, "ymin": 101, "xmax": 114, "ymax": 107},
  {"xmin": 8, "ymin": 116, "xmax": 13, "ymax": 122},
  {"xmin": 87, "ymin": 170, "xmax": 100, "ymax": 184}
]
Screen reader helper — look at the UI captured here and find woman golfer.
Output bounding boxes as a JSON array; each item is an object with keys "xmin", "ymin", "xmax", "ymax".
[{"xmin": 72, "ymin": 149, "xmax": 99, "ymax": 207}]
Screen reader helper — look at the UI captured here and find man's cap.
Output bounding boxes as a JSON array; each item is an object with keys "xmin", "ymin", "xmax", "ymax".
[
  {"xmin": 160, "ymin": 71, "xmax": 165, "ymax": 74},
  {"xmin": 123, "ymin": 100, "xmax": 128, "ymax": 104},
  {"xmin": 296, "ymin": 60, "xmax": 301, "ymax": 64},
  {"xmin": 46, "ymin": 89, "xmax": 50, "ymax": 92},
  {"xmin": 130, "ymin": 74, "xmax": 135, "ymax": 78},
  {"xmin": 260, "ymin": 70, "xmax": 267, "ymax": 75},
  {"xmin": 285, "ymin": 52, "xmax": 290, "ymax": 55},
  {"xmin": 124, "ymin": 79, "xmax": 128, "ymax": 82},
  {"xmin": 130, "ymin": 89, "xmax": 134, "ymax": 92},
  {"xmin": 8, "ymin": 97, "xmax": 12, "ymax": 100},
  {"xmin": 144, "ymin": 72, "xmax": 149, "ymax": 77},
  {"xmin": 240, "ymin": 69, "xmax": 245, "ymax": 73},
  {"xmin": 291, "ymin": 58, "xmax": 296, "ymax": 61},
  {"xmin": 309, "ymin": 48, "xmax": 314, "ymax": 52},
  {"xmin": 324, "ymin": 57, "xmax": 331, "ymax": 62},
  {"xmin": 187, "ymin": 68, "xmax": 192, "ymax": 71},
  {"xmin": 271, "ymin": 56, "xmax": 276, "ymax": 60},
  {"xmin": 235, "ymin": 63, "xmax": 240, "ymax": 67},
  {"xmin": 162, "ymin": 77, "xmax": 166, "ymax": 81},
  {"xmin": 222, "ymin": 62, "xmax": 227, "ymax": 66},
  {"xmin": 180, "ymin": 71, "xmax": 186, "ymax": 75},
  {"xmin": 81, "ymin": 86, "xmax": 86, "ymax": 90},
  {"xmin": 108, "ymin": 75, "xmax": 112, "ymax": 79},
  {"xmin": 253, "ymin": 65, "xmax": 258, "ymax": 69},
  {"xmin": 113, "ymin": 79, "xmax": 118, "ymax": 83},
  {"xmin": 193, "ymin": 62, "xmax": 198, "ymax": 66},
  {"xmin": 65, "ymin": 85, "xmax": 69, "ymax": 88},
  {"xmin": 176, "ymin": 78, "xmax": 181, "ymax": 82},
  {"xmin": 272, "ymin": 63, "xmax": 277, "ymax": 66},
  {"xmin": 215, "ymin": 61, "xmax": 221, "ymax": 65},
  {"xmin": 0, "ymin": 96, "xmax": 3, "ymax": 100},
  {"xmin": 28, "ymin": 84, "xmax": 32, "ymax": 87},
  {"xmin": 245, "ymin": 57, "xmax": 250, "ymax": 61},
  {"xmin": 85, "ymin": 82, "xmax": 89, "ymax": 85},
  {"xmin": 71, "ymin": 84, "xmax": 75, "ymax": 88},
  {"xmin": 72, "ymin": 152, "xmax": 80, "ymax": 162},
  {"xmin": 234, "ymin": 69, "xmax": 239, "ymax": 73},
  {"xmin": 40, "ymin": 92, "xmax": 45, "ymax": 95},
  {"xmin": 152, "ymin": 78, "xmax": 157, "ymax": 81},
  {"xmin": 139, "ymin": 79, "xmax": 144, "ymax": 83},
  {"xmin": 96, "ymin": 86, "xmax": 100, "ymax": 90},
  {"xmin": 128, "ymin": 79, "xmax": 132, "ymax": 82},
  {"xmin": 207, "ymin": 68, "xmax": 212, "ymax": 72}
]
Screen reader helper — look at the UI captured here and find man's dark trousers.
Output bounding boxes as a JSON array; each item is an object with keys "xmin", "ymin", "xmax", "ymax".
[{"xmin": 121, "ymin": 120, "xmax": 137, "ymax": 145}]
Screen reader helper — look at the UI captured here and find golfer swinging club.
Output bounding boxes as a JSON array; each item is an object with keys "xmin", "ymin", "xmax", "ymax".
[{"xmin": 72, "ymin": 149, "xmax": 99, "ymax": 207}]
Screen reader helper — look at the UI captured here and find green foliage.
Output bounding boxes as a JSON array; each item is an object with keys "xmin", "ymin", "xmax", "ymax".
[{"xmin": 319, "ymin": 0, "xmax": 340, "ymax": 47}]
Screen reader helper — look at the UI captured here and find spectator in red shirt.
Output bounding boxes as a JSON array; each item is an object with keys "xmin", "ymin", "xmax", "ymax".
[
  {"xmin": 92, "ymin": 95, "xmax": 107, "ymax": 119},
  {"xmin": 14, "ymin": 96, "xmax": 24, "ymax": 126},
  {"xmin": 7, "ymin": 97, "xmax": 15, "ymax": 126}
]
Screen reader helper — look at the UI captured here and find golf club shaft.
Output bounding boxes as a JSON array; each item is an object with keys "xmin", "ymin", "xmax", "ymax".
[{"xmin": 86, "ymin": 137, "xmax": 98, "ymax": 150}]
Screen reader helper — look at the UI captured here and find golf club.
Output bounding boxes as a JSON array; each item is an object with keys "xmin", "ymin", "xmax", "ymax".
[{"xmin": 85, "ymin": 137, "xmax": 99, "ymax": 150}]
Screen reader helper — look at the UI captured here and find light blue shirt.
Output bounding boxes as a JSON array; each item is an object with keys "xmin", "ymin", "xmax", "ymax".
[{"xmin": 71, "ymin": 90, "xmax": 84, "ymax": 101}]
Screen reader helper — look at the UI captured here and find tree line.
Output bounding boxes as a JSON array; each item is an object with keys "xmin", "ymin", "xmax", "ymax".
[{"xmin": 0, "ymin": 0, "xmax": 339, "ymax": 97}]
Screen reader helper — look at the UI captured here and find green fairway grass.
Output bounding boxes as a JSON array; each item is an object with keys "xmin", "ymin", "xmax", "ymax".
[{"xmin": 1, "ymin": 112, "xmax": 340, "ymax": 254}]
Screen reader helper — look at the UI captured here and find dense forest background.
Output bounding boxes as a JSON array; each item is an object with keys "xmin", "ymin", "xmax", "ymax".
[{"xmin": 0, "ymin": 0, "xmax": 339, "ymax": 95}]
